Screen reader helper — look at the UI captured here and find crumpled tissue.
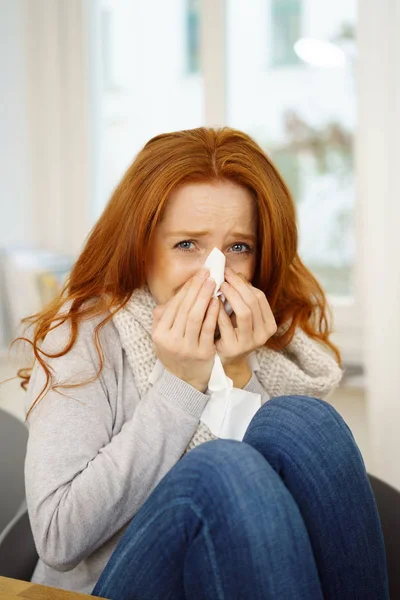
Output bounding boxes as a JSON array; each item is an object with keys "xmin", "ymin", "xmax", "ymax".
[{"xmin": 149, "ymin": 247, "xmax": 262, "ymax": 440}]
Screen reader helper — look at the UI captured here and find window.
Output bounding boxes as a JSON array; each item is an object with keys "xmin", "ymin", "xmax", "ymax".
[
  {"xmin": 272, "ymin": 148, "xmax": 301, "ymax": 205},
  {"xmin": 271, "ymin": 0, "xmax": 302, "ymax": 67},
  {"xmin": 94, "ymin": 0, "xmax": 204, "ymax": 217},
  {"xmin": 187, "ymin": 0, "xmax": 200, "ymax": 74},
  {"xmin": 226, "ymin": 0, "xmax": 357, "ymax": 299}
]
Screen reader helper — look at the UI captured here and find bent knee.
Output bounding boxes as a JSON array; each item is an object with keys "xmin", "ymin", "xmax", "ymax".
[
  {"xmin": 183, "ymin": 438, "xmax": 263, "ymax": 476},
  {"xmin": 247, "ymin": 395, "xmax": 360, "ymax": 464},
  {"xmin": 252, "ymin": 394, "xmax": 347, "ymax": 433},
  {"xmin": 171, "ymin": 439, "xmax": 268, "ymax": 502}
]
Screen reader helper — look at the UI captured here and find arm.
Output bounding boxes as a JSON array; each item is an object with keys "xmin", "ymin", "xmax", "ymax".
[{"xmin": 25, "ymin": 317, "xmax": 208, "ymax": 572}]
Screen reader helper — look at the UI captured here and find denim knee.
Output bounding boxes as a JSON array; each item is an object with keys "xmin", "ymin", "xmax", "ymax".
[
  {"xmin": 167, "ymin": 439, "xmax": 271, "ymax": 513},
  {"xmin": 247, "ymin": 394, "xmax": 352, "ymax": 438},
  {"xmin": 244, "ymin": 395, "xmax": 364, "ymax": 471}
]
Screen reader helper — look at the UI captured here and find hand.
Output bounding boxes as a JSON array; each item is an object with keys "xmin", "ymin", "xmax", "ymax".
[
  {"xmin": 152, "ymin": 269, "xmax": 219, "ymax": 393},
  {"xmin": 216, "ymin": 267, "xmax": 277, "ymax": 369}
]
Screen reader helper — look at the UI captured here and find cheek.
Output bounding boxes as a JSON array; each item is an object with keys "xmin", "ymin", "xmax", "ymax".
[
  {"xmin": 225, "ymin": 255, "xmax": 257, "ymax": 282},
  {"xmin": 146, "ymin": 255, "xmax": 199, "ymax": 303}
]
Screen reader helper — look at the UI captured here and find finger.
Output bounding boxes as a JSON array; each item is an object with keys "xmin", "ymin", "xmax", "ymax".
[
  {"xmin": 198, "ymin": 296, "xmax": 219, "ymax": 350},
  {"xmin": 250, "ymin": 285, "xmax": 276, "ymax": 331},
  {"xmin": 184, "ymin": 277, "xmax": 217, "ymax": 342},
  {"xmin": 217, "ymin": 298, "xmax": 236, "ymax": 343},
  {"xmin": 173, "ymin": 269, "xmax": 212, "ymax": 337},
  {"xmin": 219, "ymin": 281, "xmax": 253, "ymax": 340},
  {"xmin": 158, "ymin": 268, "xmax": 208, "ymax": 331},
  {"xmin": 224, "ymin": 268, "xmax": 264, "ymax": 330}
]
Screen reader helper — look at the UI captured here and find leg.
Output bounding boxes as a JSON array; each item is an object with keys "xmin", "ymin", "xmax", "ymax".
[
  {"xmin": 243, "ymin": 395, "xmax": 389, "ymax": 600},
  {"xmin": 93, "ymin": 439, "xmax": 323, "ymax": 600}
]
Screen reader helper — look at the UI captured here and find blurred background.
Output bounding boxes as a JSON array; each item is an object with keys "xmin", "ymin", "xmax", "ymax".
[{"xmin": 0, "ymin": 0, "xmax": 399, "ymax": 490}]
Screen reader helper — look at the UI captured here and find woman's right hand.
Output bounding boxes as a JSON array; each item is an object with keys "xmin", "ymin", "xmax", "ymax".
[{"xmin": 151, "ymin": 269, "xmax": 219, "ymax": 392}]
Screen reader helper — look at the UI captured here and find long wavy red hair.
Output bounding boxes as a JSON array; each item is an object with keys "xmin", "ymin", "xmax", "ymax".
[{"xmin": 16, "ymin": 126, "xmax": 341, "ymax": 417}]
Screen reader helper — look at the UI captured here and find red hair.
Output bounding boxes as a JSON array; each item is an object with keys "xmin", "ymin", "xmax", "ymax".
[{"xmin": 16, "ymin": 127, "xmax": 341, "ymax": 417}]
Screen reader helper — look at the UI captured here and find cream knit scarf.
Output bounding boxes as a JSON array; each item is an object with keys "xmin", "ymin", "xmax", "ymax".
[{"xmin": 113, "ymin": 286, "xmax": 343, "ymax": 451}]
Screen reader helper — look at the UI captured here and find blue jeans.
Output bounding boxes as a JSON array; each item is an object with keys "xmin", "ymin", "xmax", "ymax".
[{"xmin": 92, "ymin": 396, "xmax": 389, "ymax": 599}]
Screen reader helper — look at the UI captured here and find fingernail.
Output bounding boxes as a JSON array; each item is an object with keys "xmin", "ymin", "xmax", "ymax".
[
  {"xmin": 225, "ymin": 266, "xmax": 233, "ymax": 275},
  {"xmin": 198, "ymin": 268, "xmax": 209, "ymax": 279}
]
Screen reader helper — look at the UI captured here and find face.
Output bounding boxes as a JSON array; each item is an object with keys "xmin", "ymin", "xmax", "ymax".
[{"xmin": 146, "ymin": 181, "xmax": 258, "ymax": 304}]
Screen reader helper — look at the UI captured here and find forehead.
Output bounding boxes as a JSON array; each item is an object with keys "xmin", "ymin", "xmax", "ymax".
[{"xmin": 160, "ymin": 181, "xmax": 257, "ymax": 230}]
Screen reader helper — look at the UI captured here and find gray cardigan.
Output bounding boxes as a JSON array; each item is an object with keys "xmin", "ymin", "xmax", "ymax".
[{"xmin": 25, "ymin": 314, "xmax": 267, "ymax": 594}]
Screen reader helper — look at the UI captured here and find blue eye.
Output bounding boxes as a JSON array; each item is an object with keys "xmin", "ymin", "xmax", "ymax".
[
  {"xmin": 176, "ymin": 240, "xmax": 195, "ymax": 252},
  {"xmin": 231, "ymin": 243, "xmax": 252, "ymax": 254}
]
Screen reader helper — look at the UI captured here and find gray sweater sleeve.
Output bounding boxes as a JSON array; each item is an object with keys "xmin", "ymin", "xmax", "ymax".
[
  {"xmin": 244, "ymin": 372, "xmax": 271, "ymax": 403},
  {"xmin": 25, "ymin": 317, "xmax": 209, "ymax": 572}
]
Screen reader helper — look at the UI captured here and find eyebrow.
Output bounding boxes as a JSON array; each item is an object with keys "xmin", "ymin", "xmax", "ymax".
[{"xmin": 168, "ymin": 230, "xmax": 257, "ymax": 242}]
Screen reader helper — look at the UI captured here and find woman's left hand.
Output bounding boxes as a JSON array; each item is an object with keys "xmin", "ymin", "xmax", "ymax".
[{"xmin": 216, "ymin": 266, "xmax": 277, "ymax": 370}]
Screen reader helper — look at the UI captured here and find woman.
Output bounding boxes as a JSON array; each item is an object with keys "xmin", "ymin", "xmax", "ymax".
[{"xmin": 20, "ymin": 127, "xmax": 388, "ymax": 599}]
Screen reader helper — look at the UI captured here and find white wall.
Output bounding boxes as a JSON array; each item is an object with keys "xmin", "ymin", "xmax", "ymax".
[{"xmin": 357, "ymin": 0, "xmax": 400, "ymax": 490}]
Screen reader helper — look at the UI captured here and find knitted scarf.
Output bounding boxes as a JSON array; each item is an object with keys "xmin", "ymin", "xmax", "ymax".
[{"xmin": 113, "ymin": 286, "xmax": 343, "ymax": 451}]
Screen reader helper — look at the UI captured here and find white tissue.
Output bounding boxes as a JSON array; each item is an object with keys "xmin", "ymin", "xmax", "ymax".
[
  {"xmin": 204, "ymin": 247, "xmax": 233, "ymax": 315},
  {"xmin": 149, "ymin": 247, "xmax": 262, "ymax": 441},
  {"xmin": 204, "ymin": 247, "xmax": 225, "ymax": 298}
]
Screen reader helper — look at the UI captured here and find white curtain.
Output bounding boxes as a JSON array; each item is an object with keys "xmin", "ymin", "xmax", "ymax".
[{"xmin": 25, "ymin": 0, "xmax": 95, "ymax": 255}]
